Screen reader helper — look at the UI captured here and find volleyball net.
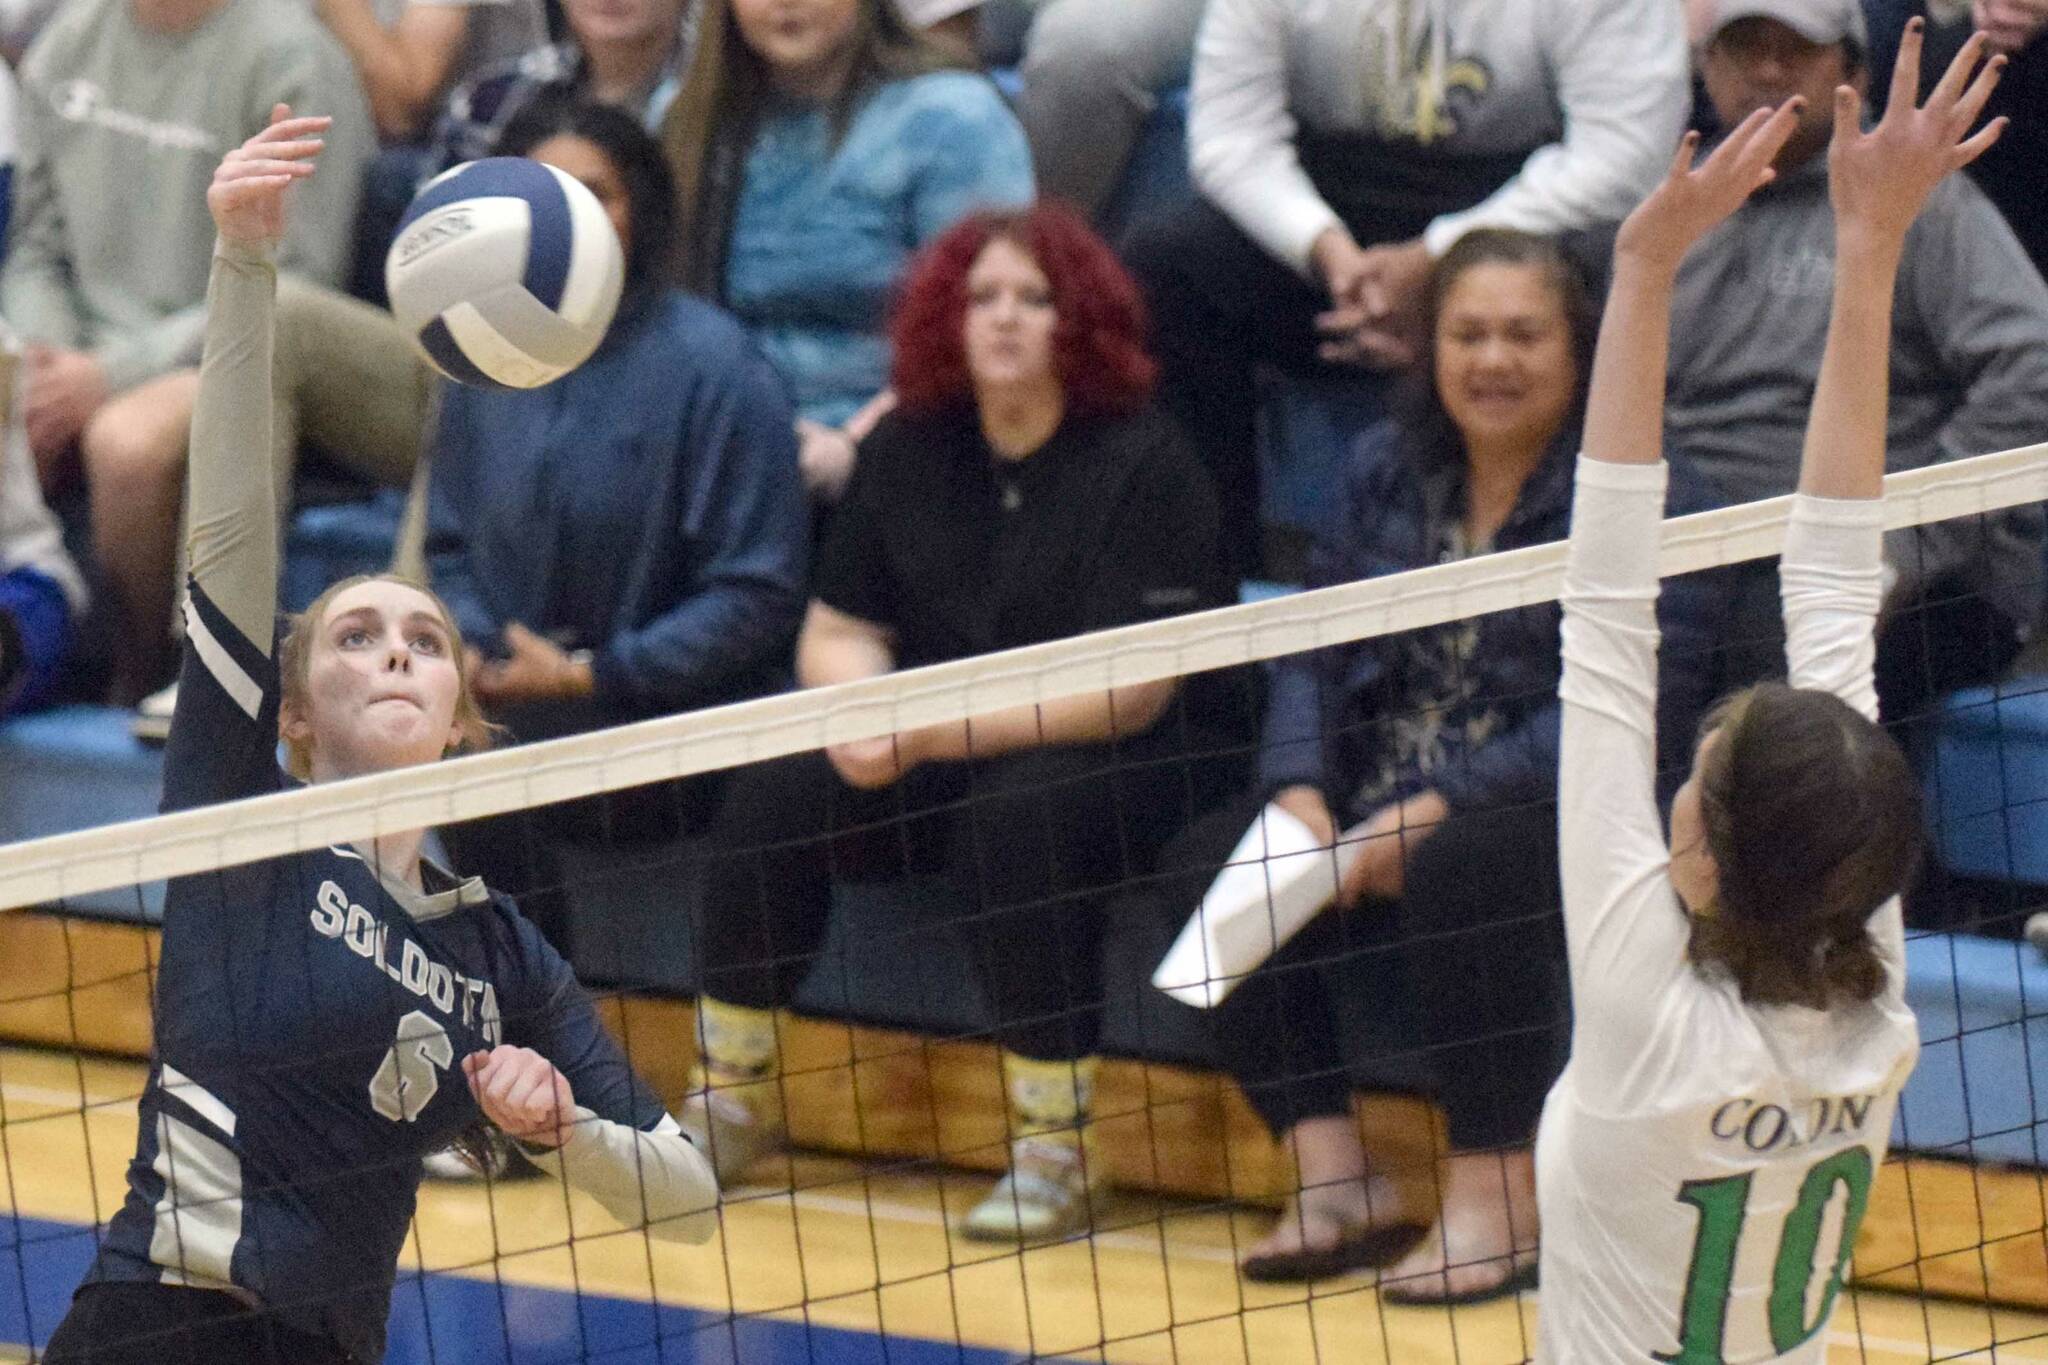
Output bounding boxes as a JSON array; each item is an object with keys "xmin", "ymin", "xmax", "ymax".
[{"xmin": 5, "ymin": 442, "xmax": 2048, "ymax": 1364}]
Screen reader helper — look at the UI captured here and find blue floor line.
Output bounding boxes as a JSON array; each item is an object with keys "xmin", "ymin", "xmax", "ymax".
[{"xmin": 4, "ymin": 1214, "xmax": 1013, "ymax": 1364}]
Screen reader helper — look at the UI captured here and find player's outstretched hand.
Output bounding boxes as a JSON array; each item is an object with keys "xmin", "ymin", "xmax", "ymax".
[
  {"xmin": 207, "ymin": 104, "xmax": 330, "ymax": 249},
  {"xmin": 1615, "ymin": 99, "xmax": 1806, "ymax": 272},
  {"xmin": 463, "ymin": 1046, "xmax": 577, "ymax": 1149},
  {"xmin": 1829, "ymin": 20, "xmax": 2006, "ymax": 247}
]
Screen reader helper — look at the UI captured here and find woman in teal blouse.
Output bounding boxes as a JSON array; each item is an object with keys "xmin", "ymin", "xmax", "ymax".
[{"xmin": 663, "ymin": 0, "xmax": 1032, "ymax": 500}]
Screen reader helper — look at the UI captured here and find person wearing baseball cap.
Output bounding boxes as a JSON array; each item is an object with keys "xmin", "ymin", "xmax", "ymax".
[
  {"xmin": 1663, "ymin": 1, "xmax": 2048, "ymax": 826},
  {"xmin": 1700, "ymin": 0, "xmax": 1870, "ymax": 171}
]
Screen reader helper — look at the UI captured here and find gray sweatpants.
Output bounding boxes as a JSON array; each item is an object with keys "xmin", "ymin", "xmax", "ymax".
[{"xmin": 997, "ymin": 0, "xmax": 1205, "ymax": 216}]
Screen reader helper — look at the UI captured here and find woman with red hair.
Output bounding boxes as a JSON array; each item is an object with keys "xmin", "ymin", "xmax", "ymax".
[{"xmin": 684, "ymin": 202, "xmax": 1239, "ymax": 1240}]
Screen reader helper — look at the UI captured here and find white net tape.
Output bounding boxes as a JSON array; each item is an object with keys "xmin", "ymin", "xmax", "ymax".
[{"xmin": 3, "ymin": 440, "xmax": 2044, "ymax": 910}]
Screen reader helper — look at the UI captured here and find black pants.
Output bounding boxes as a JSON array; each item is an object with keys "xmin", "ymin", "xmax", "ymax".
[
  {"xmin": 1162, "ymin": 788, "xmax": 1567, "ymax": 1153},
  {"xmin": 697, "ymin": 729, "xmax": 1237, "ymax": 1063},
  {"xmin": 44, "ymin": 1283, "xmax": 354, "ymax": 1365},
  {"xmin": 1119, "ymin": 136, "xmax": 1526, "ymax": 578}
]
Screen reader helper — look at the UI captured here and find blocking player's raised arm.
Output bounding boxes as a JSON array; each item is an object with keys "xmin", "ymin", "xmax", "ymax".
[
  {"xmin": 1785, "ymin": 24, "xmax": 2007, "ymax": 714},
  {"xmin": 1555, "ymin": 105, "xmax": 1801, "ymax": 1004}
]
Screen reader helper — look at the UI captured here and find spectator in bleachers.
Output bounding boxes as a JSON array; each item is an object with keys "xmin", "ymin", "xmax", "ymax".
[
  {"xmin": 0, "ymin": 0, "xmax": 57, "ymax": 63},
  {"xmin": 1125, "ymin": 0, "xmax": 1689, "ymax": 578},
  {"xmin": 0, "ymin": 59, "xmax": 15, "ymax": 260},
  {"xmin": 663, "ymin": 0, "xmax": 1033, "ymax": 501},
  {"xmin": 426, "ymin": 0, "xmax": 697, "ymax": 172},
  {"xmin": 0, "ymin": 0, "xmax": 372, "ymax": 702},
  {"xmin": 426, "ymin": 94, "xmax": 809, "ymax": 945},
  {"xmin": 1008, "ymin": 0, "xmax": 1203, "ymax": 219},
  {"xmin": 1166, "ymin": 230, "xmax": 1708, "ymax": 1297},
  {"xmin": 312, "ymin": 0, "xmax": 547, "ymax": 142},
  {"xmin": 346, "ymin": 0, "xmax": 692, "ymax": 306},
  {"xmin": 890, "ymin": 0, "xmax": 982, "ymax": 59},
  {"xmin": 2, "ymin": 351, "xmax": 84, "ymax": 716},
  {"xmin": 684, "ymin": 204, "xmax": 1237, "ymax": 1241},
  {"xmin": 1669, "ymin": 0, "xmax": 2048, "ymax": 750}
]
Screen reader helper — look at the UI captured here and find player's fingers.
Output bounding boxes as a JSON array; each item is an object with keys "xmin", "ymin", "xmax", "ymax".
[
  {"xmin": 1665, "ymin": 128, "xmax": 1699, "ymax": 181},
  {"xmin": 1948, "ymin": 53, "xmax": 2007, "ymax": 137},
  {"xmin": 256, "ymin": 114, "xmax": 332, "ymax": 144},
  {"xmin": 224, "ymin": 159, "xmax": 316, "ymax": 181},
  {"xmin": 1715, "ymin": 105, "xmax": 1777, "ymax": 168},
  {"xmin": 1736, "ymin": 99, "xmax": 1802, "ymax": 181},
  {"xmin": 1927, "ymin": 28, "xmax": 1990, "ymax": 112},
  {"xmin": 251, "ymin": 139, "xmax": 327, "ymax": 162},
  {"xmin": 1887, "ymin": 17, "xmax": 1926, "ymax": 119},
  {"xmin": 1952, "ymin": 115, "xmax": 2009, "ymax": 168},
  {"xmin": 1829, "ymin": 84, "xmax": 1863, "ymax": 157}
]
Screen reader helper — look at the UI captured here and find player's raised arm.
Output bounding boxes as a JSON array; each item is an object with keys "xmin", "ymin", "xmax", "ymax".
[
  {"xmin": 1581, "ymin": 105, "xmax": 1801, "ymax": 475},
  {"xmin": 188, "ymin": 106, "xmax": 329, "ymax": 655},
  {"xmin": 1796, "ymin": 23, "xmax": 2005, "ymax": 509},
  {"xmin": 1554, "ymin": 106, "xmax": 1800, "ymax": 996}
]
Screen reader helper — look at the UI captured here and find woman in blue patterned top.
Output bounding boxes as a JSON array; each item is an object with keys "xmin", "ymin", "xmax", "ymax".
[
  {"xmin": 662, "ymin": 0, "xmax": 1033, "ymax": 500},
  {"xmin": 41, "ymin": 111, "xmax": 718, "ymax": 1365}
]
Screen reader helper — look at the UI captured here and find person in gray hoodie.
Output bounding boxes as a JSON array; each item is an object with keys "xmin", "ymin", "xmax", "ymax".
[
  {"xmin": 1, "ymin": 0, "xmax": 372, "ymax": 701},
  {"xmin": 1668, "ymin": 0, "xmax": 2048, "ymax": 743}
]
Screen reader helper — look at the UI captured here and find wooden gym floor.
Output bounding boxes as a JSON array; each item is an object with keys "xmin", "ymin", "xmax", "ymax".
[{"xmin": 7, "ymin": 1045, "xmax": 2048, "ymax": 1363}]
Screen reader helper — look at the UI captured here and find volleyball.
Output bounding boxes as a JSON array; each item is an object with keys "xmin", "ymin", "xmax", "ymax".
[{"xmin": 385, "ymin": 157, "xmax": 624, "ymax": 390}]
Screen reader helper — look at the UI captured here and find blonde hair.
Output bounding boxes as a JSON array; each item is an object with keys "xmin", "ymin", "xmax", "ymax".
[{"xmin": 278, "ymin": 574, "xmax": 495, "ymax": 780}]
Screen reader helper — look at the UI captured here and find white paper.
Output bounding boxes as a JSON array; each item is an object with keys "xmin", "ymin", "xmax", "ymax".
[{"xmin": 1151, "ymin": 802, "xmax": 1362, "ymax": 1009}]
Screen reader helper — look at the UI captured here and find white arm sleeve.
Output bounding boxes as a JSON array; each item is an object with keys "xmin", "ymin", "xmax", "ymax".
[
  {"xmin": 1188, "ymin": 0, "xmax": 1342, "ymax": 278},
  {"xmin": 1779, "ymin": 493, "xmax": 1905, "ymax": 986},
  {"xmin": 528, "ymin": 1109, "xmax": 719, "ymax": 1245},
  {"xmin": 1558, "ymin": 457, "xmax": 1694, "ymax": 1082}
]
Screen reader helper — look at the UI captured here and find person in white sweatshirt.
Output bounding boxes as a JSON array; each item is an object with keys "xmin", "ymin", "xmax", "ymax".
[
  {"xmin": 1536, "ymin": 24, "xmax": 2004, "ymax": 1358},
  {"xmin": 1122, "ymin": 0, "xmax": 1690, "ymax": 577}
]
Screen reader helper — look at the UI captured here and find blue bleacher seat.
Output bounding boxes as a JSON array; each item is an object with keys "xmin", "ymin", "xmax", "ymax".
[
  {"xmin": 0, "ymin": 707, "xmax": 165, "ymax": 920},
  {"xmin": 1927, "ymin": 678, "xmax": 2048, "ymax": 886}
]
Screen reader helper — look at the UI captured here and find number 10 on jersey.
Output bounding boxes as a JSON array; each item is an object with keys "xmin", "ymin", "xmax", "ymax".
[{"xmin": 1657, "ymin": 1147, "xmax": 1874, "ymax": 1364}]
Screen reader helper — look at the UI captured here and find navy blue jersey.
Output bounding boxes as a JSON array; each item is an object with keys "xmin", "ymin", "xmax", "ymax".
[{"xmin": 85, "ymin": 579, "xmax": 668, "ymax": 1362}]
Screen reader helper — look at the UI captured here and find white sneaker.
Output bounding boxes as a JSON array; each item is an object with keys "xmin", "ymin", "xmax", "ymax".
[
  {"xmin": 960, "ymin": 1137, "xmax": 1104, "ymax": 1242},
  {"xmin": 130, "ymin": 682, "xmax": 178, "ymax": 744}
]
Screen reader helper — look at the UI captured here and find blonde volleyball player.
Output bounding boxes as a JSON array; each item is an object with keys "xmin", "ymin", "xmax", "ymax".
[
  {"xmin": 42, "ymin": 112, "xmax": 717, "ymax": 1365},
  {"xmin": 1541, "ymin": 23, "xmax": 2006, "ymax": 1363}
]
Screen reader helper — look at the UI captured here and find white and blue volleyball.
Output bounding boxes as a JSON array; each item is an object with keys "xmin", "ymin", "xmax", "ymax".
[{"xmin": 385, "ymin": 157, "xmax": 624, "ymax": 390}]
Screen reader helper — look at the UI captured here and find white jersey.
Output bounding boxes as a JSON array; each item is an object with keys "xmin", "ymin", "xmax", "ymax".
[{"xmin": 1537, "ymin": 459, "xmax": 1919, "ymax": 1364}]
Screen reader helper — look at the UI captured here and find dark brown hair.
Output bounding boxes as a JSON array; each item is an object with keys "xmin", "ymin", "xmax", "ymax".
[
  {"xmin": 1394, "ymin": 228, "xmax": 1598, "ymax": 476},
  {"xmin": 1687, "ymin": 683, "xmax": 1923, "ymax": 1010},
  {"xmin": 661, "ymin": 0, "xmax": 958, "ymax": 295}
]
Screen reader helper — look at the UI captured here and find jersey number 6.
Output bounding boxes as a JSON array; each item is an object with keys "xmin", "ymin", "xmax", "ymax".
[
  {"xmin": 370, "ymin": 1010, "xmax": 454, "ymax": 1123},
  {"xmin": 1657, "ymin": 1147, "xmax": 1875, "ymax": 1364}
]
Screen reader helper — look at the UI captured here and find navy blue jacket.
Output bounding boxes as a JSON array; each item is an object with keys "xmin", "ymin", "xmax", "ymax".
[
  {"xmin": 1259, "ymin": 422, "xmax": 1720, "ymax": 821},
  {"xmin": 428, "ymin": 289, "xmax": 809, "ymax": 721}
]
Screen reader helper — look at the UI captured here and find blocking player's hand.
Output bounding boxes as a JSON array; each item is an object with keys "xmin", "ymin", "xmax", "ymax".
[
  {"xmin": 463, "ymin": 1045, "xmax": 577, "ymax": 1149},
  {"xmin": 208, "ymin": 105, "xmax": 330, "ymax": 248},
  {"xmin": 1828, "ymin": 22, "xmax": 2007, "ymax": 247},
  {"xmin": 1615, "ymin": 99, "xmax": 1805, "ymax": 272}
]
